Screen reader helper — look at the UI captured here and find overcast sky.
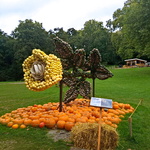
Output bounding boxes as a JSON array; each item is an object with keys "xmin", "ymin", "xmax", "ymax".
[{"xmin": 0, "ymin": 0, "xmax": 126, "ymax": 35}]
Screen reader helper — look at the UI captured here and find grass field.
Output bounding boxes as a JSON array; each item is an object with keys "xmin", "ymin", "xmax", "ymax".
[{"xmin": 0, "ymin": 67, "xmax": 150, "ymax": 150}]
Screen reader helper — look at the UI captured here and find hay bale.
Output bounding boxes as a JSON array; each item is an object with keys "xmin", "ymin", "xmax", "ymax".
[{"xmin": 70, "ymin": 123, "xmax": 119, "ymax": 150}]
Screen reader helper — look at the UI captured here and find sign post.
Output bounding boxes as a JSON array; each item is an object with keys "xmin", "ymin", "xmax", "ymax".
[
  {"xmin": 90, "ymin": 97, "xmax": 112, "ymax": 150},
  {"xmin": 97, "ymin": 107, "xmax": 102, "ymax": 150}
]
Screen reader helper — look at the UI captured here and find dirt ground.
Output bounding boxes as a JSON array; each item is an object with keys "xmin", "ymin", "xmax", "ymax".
[{"xmin": 47, "ymin": 129, "xmax": 87, "ymax": 150}]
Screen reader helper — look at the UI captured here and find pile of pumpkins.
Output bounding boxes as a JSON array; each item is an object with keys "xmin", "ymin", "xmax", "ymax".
[{"xmin": 0, "ymin": 99, "xmax": 134, "ymax": 131}]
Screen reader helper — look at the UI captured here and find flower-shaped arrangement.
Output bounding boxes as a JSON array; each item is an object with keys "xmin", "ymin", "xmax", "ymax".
[{"xmin": 22, "ymin": 49, "xmax": 62, "ymax": 91}]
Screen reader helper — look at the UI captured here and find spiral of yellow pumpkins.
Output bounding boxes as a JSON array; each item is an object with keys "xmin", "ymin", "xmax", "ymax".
[{"xmin": 22, "ymin": 49, "xmax": 63, "ymax": 91}]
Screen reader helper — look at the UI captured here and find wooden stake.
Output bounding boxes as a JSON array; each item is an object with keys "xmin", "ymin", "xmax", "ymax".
[
  {"xmin": 129, "ymin": 99, "xmax": 143, "ymax": 118},
  {"xmin": 128, "ymin": 117, "xmax": 132, "ymax": 137},
  {"xmin": 128, "ymin": 99, "xmax": 142, "ymax": 137},
  {"xmin": 140, "ymin": 99, "xmax": 143, "ymax": 105},
  {"xmin": 97, "ymin": 107, "xmax": 102, "ymax": 150}
]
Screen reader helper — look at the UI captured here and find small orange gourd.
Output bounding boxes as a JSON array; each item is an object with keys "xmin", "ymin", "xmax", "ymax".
[
  {"xmin": 45, "ymin": 118, "xmax": 56, "ymax": 128},
  {"xmin": 57, "ymin": 120, "xmax": 66, "ymax": 129},
  {"xmin": 65, "ymin": 122, "xmax": 75, "ymax": 131}
]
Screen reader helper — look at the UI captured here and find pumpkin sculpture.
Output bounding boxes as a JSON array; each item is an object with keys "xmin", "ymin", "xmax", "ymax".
[{"xmin": 22, "ymin": 49, "xmax": 63, "ymax": 91}]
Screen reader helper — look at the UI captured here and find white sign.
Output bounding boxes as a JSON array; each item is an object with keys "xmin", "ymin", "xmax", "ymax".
[{"xmin": 90, "ymin": 97, "xmax": 112, "ymax": 108}]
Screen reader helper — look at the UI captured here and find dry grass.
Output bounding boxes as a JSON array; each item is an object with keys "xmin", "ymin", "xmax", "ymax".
[{"xmin": 71, "ymin": 123, "xmax": 118, "ymax": 150}]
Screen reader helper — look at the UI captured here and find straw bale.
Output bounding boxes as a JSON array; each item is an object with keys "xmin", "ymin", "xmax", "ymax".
[{"xmin": 70, "ymin": 123, "xmax": 118, "ymax": 150}]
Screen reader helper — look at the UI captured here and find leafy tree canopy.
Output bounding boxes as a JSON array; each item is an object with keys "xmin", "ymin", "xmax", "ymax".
[
  {"xmin": 108, "ymin": 0, "xmax": 150, "ymax": 59},
  {"xmin": 81, "ymin": 20, "xmax": 116, "ymax": 64},
  {"xmin": 0, "ymin": 30, "xmax": 15, "ymax": 81}
]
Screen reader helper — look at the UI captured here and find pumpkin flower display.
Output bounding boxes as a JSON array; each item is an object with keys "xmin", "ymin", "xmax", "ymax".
[{"xmin": 22, "ymin": 49, "xmax": 63, "ymax": 91}]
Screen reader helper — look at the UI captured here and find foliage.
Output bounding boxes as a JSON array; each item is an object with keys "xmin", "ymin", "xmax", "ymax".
[
  {"xmin": 0, "ymin": 30, "xmax": 16, "ymax": 81},
  {"xmin": 108, "ymin": 0, "xmax": 150, "ymax": 59},
  {"xmin": 81, "ymin": 20, "xmax": 116, "ymax": 64}
]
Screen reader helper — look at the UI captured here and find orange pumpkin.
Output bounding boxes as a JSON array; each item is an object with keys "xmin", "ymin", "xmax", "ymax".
[
  {"xmin": 13, "ymin": 118, "xmax": 24, "ymax": 125},
  {"xmin": 113, "ymin": 104, "xmax": 119, "ymax": 109},
  {"xmin": 111, "ymin": 123, "xmax": 118, "ymax": 128},
  {"xmin": 57, "ymin": 120, "xmax": 66, "ymax": 129},
  {"xmin": 20, "ymin": 124, "xmax": 26, "ymax": 129},
  {"xmin": 45, "ymin": 118, "xmax": 56, "ymax": 128},
  {"xmin": 111, "ymin": 110, "xmax": 119, "ymax": 115},
  {"xmin": 50, "ymin": 105, "xmax": 57, "ymax": 110},
  {"xmin": 53, "ymin": 117, "xmax": 59, "ymax": 123},
  {"xmin": 7, "ymin": 122, "xmax": 14, "ymax": 127},
  {"xmin": 88, "ymin": 119, "xmax": 96, "ymax": 123},
  {"xmin": 118, "ymin": 103, "xmax": 124, "ymax": 108},
  {"xmin": 104, "ymin": 120, "xmax": 112, "ymax": 126},
  {"xmin": 92, "ymin": 111, "xmax": 100, "ymax": 118},
  {"xmin": 39, "ymin": 117, "xmax": 46, "ymax": 123},
  {"xmin": 58, "ymin": 115, "xmax": 69, "ymax": 121},
  {"xmin": 12, "ymin": 124, "xmax": 19, "ymax": 129},
  {"xmin": 124, "ymin": 104, "xmax": 131, "ymax": 109},
  {"xmin": 111, "ymin": 117, "xmax": 121, "ymax": 124},
  {"xmin": 68, "ymin": 108, "xmax": 74, "ymax": 113},
  {"xmin": 1, "ymin": 118, "xmax": 10, "ymax": 125},
  {"xmin": 67, "ymin": 117, "xmax": 75, "ymax": 123},
  {"xmin": 31, "ymin": 107, "xmax": 37, "ymax": 112},
  {"xmin": 119, "ymin": 115, "xmax": 124, "ymax": 118},
  {"xmin": 89, "ymin": 116, "xmax": 96, "ymax": 120},
  {"xmin": 24, "ymin": 119, "xmax": 32, "ymax": 125},
  {"xmin": 65, "ymin": 122, "xmax": 75, "ymax": 131},
  {"xmin": 128, "ymin": 109, "xmax": 134, "ymax": 113},
  {"xmin": 31, "ymin": 119, "xmax": 40, "ymax": 127},
  {"xmin": 116, "ymin": 110, "xmax": 125, "ymax": 115},
  {"xmin": 29, "ymin": 115, "xmax": 39, "ymax": 120},
  {"xmin": 76, "ymin": 118, "xmax": 87, "ymax": 123}
]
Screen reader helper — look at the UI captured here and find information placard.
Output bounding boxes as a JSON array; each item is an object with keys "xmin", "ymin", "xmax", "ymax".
[{"xmin": 90, "ymin": 97, "xmax": 112, "ymax": 108}]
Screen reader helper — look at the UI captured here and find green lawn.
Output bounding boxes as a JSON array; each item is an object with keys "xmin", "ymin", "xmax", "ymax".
[
  {"xmin": 96, "ymin": 67, "xmax": 150, "ymax": 150},
  {"xmin": 0, "ymin": 67, "xmax": 150, "ymax": 150}
]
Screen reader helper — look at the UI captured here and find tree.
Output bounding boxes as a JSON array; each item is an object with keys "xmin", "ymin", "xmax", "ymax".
[
  {"xmin": 81, "ymin": 20, "xmax": 116, "ymax": 64},
  {"xmin": 0, "ymin": 30, "xmax": 15, "ymax": 81},
  {"xmin": 109, "ymin": 0, "xmax": 150, "ymax": 60},
  {"xmin": 49, "ymin": 27, "xmax": 69, "ymax": 42},
  {"xmin": 11, "ymin": 19, "xmax": 53, "ymax": 80}
]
